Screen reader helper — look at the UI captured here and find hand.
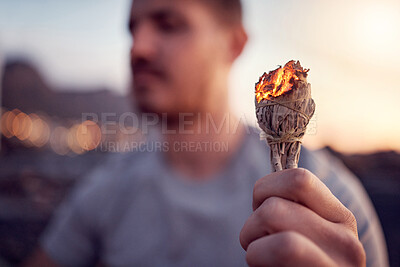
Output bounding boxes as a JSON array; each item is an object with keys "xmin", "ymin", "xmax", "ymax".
[{"xmin": 239, "ymin": 168, "xmax": 366, "ymax": 267}]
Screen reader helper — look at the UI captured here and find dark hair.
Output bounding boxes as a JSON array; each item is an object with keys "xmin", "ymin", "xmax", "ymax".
[{"xmin": 202, "ymin": 0, "xmax": 243, "ymax": 26}]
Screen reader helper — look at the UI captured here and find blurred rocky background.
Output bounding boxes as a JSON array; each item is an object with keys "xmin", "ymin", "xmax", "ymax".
[
  {"xmin": 0, "ymin": 60, "xmax": 399, "ymax": 267},
  {"xmin": 0, "ymin": 59, "xmax": 137, "ymax": 266}
]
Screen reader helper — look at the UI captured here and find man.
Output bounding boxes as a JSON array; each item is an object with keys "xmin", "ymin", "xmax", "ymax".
[{"xmin": 26, "ymin": 0, "xmax": 388, "ymax": 266}]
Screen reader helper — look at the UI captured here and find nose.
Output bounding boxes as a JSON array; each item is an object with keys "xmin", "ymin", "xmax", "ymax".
[{"xmin": 130, "ymin": 24, "xmax": 157, "ymax": 62}]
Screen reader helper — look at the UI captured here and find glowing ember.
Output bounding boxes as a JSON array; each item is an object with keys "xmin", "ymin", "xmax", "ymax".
[{"xmin": 255, "ymin": 60, "xmax": 309, "ymax": 102}]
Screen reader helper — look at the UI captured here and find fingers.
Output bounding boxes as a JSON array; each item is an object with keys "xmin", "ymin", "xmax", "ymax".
[
  {"xmin": 245, "ymin": 231, "xmax": 336, "ymax": 267},
  {"xmin": 242, "ymin": 169, "xmax": 365, "ymax": 266},
  {"xmin": 252, "ymin": 168, "xmax": 357, "ymax": 230},
  {"xmin": 240, "ymin": 197, "xmax": 337, "ymax": 252}
]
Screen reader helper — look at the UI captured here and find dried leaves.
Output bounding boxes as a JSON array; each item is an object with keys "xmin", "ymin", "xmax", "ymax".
[{"xmin": 255, "ymin": 61, "xmax": 315, "ymax": 172}]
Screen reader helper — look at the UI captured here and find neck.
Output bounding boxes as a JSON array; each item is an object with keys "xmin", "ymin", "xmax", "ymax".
[{"xmin": 162, "ymin": 108, "xmax": 245, "ymax": 181}]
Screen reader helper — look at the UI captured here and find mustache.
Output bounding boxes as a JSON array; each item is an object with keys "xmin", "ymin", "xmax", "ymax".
[{"xmin": 131, "ymin": 58, "xmax": 166, "ymax": 78}]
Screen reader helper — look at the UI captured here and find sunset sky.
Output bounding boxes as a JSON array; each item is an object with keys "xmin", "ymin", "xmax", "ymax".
[{"xmin": 1, "ymin": 0, "xmax": 399, "ymax": 153}]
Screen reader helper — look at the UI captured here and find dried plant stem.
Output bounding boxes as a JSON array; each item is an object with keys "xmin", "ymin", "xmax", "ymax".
[
  {"xmin": 286, "ymin": 141, "xmax": 301, "ymax": 169},
  {"xmin": 270, "ymin": 143, "xmax": 283, "ymax": 172},
  {"xmin": 256, "ymin": 80, "xmax": 315, "ymax": 172}
]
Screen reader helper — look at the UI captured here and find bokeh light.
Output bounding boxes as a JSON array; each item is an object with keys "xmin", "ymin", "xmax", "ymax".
[
  {"xmin": 76, "ymin": 120, "xmax": 102, "ymax": 151},
  {"xmin": 50, "ymin": 126, "xmax": 70, "ymax": 155},
  {"xmin": 1, "ymin": 111, "xmax": 14, "ymax": 138},
  {"xmin": 12, "ymin": 112, "xmax": 33, "ymax": 141},
  {"xmin": 28, "ymin": 114, "xmax": 50, "ymax": 147},
  {"xmin": 5, "ymin": 109, "xmax": 20, "ymax": 137},
  {"xmin": 67, "ymin": 124, "xmax": 85, "ymax": 155}
]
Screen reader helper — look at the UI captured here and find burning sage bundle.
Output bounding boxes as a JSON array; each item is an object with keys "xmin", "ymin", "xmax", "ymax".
[{"xmin": 255, "ymin": 60, "xmax": 315, "ymax": 172}]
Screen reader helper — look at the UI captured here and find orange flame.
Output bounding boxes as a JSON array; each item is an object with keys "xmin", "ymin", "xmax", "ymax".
[{"xmin": 255, "ymin": 60, "xmax": 308, "ymax": 102}]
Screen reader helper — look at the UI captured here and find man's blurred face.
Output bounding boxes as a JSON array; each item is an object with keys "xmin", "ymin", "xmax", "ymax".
[{"xmin": 129, "ymin": 0, "xmax": 232, "ymax": 116}]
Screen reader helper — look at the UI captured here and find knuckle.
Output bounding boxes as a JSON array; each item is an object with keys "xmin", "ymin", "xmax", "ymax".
[
  {"xmin": 289, "ymin": 168, "xmax": 315, "ymax": 192},
  {"xmin": 246, "ymin": 232, "xmax": 306, "ymax": 266},
  {"xmin": 339, "ymin": 229, "xmax": 366, "ymax": 266},
  {"xmin": 343, "ymin": 208, "xmax": 358, "ymax": 231},
  {"xmin": 245, "ymin": 242, "xmax": 259, "ymax": 267},
  {"xmin": 351, "ymin": 241, "xmax": 366, "ymax": 267},
  {"xmin": 239, "ymin": 225, "xmax": 250, "ymax": 250},
  {"xmin": 274, "ymin": 232, "xmax": 303, "ymax": 259},
  {"xmin": 239, "ymin": 228, "xmax": 245, "ymax": 249},
  {"xmin": 252, "ymin": 178, "xmax": 265, "ymax": 209},
  {"xmin": 353, "ymin": 242, "xmax": 367, "ymax": 266},
  {"xmin": 258, "ymin": 197, "xmax": 284, "ymax": 222},
  {"xmin": 254, "ymin": 177, "xmax": 264, "ymax": 190},
  {"xmin": 253, "ymin": 179, "xmax": 261, "ymax": 199}
]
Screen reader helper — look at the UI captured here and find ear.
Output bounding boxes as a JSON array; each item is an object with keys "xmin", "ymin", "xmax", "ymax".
[{"xmin": 228, "ymin": 24, "xmax": 248, "ymax": 63}]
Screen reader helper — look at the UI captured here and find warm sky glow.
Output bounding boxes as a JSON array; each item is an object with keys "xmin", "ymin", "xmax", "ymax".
[
  {"xmin": 230, "ymin": 0, "xmax": 400, "ymax": 153},
  {"xmin": 0, "ymin": 0, "xmax": 399, "ymax": 153}
]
